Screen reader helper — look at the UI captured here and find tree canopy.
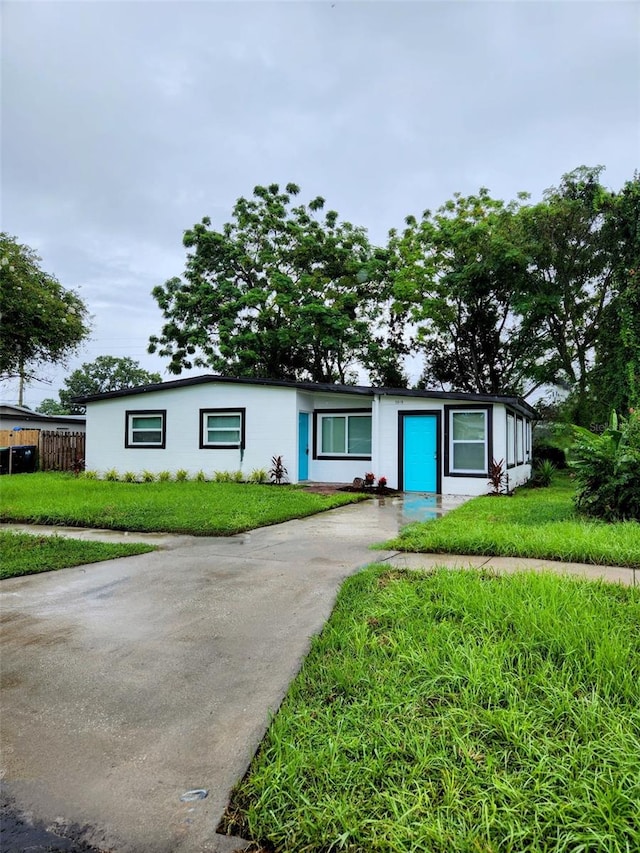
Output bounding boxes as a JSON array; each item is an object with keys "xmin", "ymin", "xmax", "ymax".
[
  {"xmin": 148, "ymin": 169, "xmax": 637, "ymax": 423},
  {"xmin": 386, "ymin": 166, "xmax": 636, "ymax": 424},
  {"xmin": 588, "ymin": 174, "xmax": 640, "ymax": 424},
  {"xmin": 37, "ymin": 356, "xmax": 163, "ymax": 415},
  {"xmin": 36, "ymin": 397, "xmax": 72, "ymax": 415},
  {"xmin": 0, "ymin": 233, "xmax": 90, "ymax": 380},
  {"xmin": 517, "ymin": 167, "xmax": 619, "ymax": 424},
  {"xmin": 149, "ymin": 183, "xmax": 405, "ymax": 385},
  {"xmin": 388, "ymin": 189, "xmax": 540, "ymax": 396}
]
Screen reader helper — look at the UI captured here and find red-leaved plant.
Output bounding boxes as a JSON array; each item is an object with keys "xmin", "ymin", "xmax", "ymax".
[
  {"xmin": 487, "ymin": 458, "xmax": 508, "ymax": 495},
  {"xmin": 269, "ymin": 455, "xmax": 288, "ymax": 485}
]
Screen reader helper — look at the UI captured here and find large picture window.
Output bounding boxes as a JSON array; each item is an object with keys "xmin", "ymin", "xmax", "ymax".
[
  {"xmin": 125, "ymin": 410, "xmax": 166, "ymax": 448},
  {"xmin": 200, "ymin": 408, "xmax": 245, "ymax": 449},
  {"xmin": 449, "ymin": 409, "xmax": 488, "ymax": 473},
  {"xmin": 316, "ymin": 411, "xmax": 372, "ymax": 458}
]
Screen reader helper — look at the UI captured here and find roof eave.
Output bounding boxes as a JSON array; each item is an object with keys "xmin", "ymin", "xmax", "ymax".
[{"xmin": 75, "ymin": 373, "xmax": 537, "ymax": 418}]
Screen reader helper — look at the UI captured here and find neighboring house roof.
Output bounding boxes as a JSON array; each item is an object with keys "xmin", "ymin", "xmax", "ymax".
[
  {"xmin": 74, "ymin": 374, "xmax": 537, "ymax": 418},
  {"xmin": 0, "ymin": 404, "xmax": 86, "ymax": 427}
]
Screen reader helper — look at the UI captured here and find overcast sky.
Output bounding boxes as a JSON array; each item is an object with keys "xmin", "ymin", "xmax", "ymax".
[{"xmin": 2, "ymin": 0, "xmax": 639, "ymax": 407}]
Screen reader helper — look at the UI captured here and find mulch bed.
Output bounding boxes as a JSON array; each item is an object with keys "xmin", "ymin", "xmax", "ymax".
[{"xmin": 301, "ymin": 483, "xmax": 399, "ymax": 497}]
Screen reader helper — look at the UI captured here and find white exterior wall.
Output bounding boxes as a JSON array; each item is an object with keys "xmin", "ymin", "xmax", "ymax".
[
  {"xmin": 377, "ymin": 395, "xmax": 446, "ymax": 491},
  {"xmin": 495, "ymin": 405, "xmax": 532, "ymax": 491},
  {"xmin": 85, "ymin": 384, "xmax": 297, "ymax": 478},
  {"xmin": 298, "ymin": 391, "xmax": 374, "ymax": 484},
  {"xmin": 84, "ymin": 381, "xmax": 532, "ymax": 492},
  {"xmin": 510, "ymin": 462, "xmax": 532, "ymax": 490},
  {"xmin": 377, "ymin": 397, "xmax": 532, "ymax": 496}
]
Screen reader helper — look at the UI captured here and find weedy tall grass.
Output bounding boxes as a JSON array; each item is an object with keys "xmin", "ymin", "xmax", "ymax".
[
  {"xmin": 384, "ymin": 473, "xmax": 640, "ymax": 567},
  {"xmin": 225, "ymin": 566, "xmax": 640, "ymax": 853}
]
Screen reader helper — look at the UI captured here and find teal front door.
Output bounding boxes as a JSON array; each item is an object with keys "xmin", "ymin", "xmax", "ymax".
[
  {"xmin": 401, "ymin": 413, "xmax": 439, "ymax": 492},
  {"xmin": 298, "ymin": 413, "xmax": 309, "ymax": 481}
]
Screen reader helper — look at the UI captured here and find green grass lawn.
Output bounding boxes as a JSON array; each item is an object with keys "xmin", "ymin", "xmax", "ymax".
[
  {"xmin": 383, "ymin": 473, "xmax": 640, "ymax": 568},
  {"xmin": 0, "ymin": 530, "xmax": 155, "ymax": 579},
  {"xmin": 0, "ymin": 473, "xmax": 364, "ymax": 535},
  {"xmin": 224, "ymin": 565, "xmax": 640, "ymax": 853}
]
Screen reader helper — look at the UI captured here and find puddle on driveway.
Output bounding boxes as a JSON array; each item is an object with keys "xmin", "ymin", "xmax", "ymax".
[{"xmin": 373, "ymin": 493, "xmax": 472, "ymax": 527}]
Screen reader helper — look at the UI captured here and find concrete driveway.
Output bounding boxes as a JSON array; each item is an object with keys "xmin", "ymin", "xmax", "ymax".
[
  {"xmin": 4, "ymin": 493, "xmax": 628, "ymax": 853},
  {"xmin": 0, "ymin": 498, "xmax": 414, "ymax": 853}
]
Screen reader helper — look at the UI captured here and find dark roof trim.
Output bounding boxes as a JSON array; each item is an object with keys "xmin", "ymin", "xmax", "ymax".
[
  {"xmin": 74, "ymin": 373, "xmax": 537, "ymax": 417},
  {"xmin": 375, "ymin": 387, "xmax": 537, "ymax": 417},
  {"xmin": 73, "ymin": 374, "xmax": 374, "ymax": 403},
  {"xmin": 0, "ymin": 405, "xmax": 86, "ymax": 425}
]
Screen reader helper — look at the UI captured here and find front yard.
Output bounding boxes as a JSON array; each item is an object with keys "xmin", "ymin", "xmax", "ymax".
[
  {"xmin": 0, "ymin": 473, "xmax": 364, "ymax": 577},
  {"xmin": 4, "ymin": 471, "xmax": 640, "ymax": 849},
  {"xmin": 224, "ymin": 565, "xmax": 640, "ymax": 852},
  {"xmin": 0, "ymin": 473, "xmax": 364, "ymax": 536},
  {"xmin": 383, "ymin": 473, "xmax": 640, "ymax": 568}
]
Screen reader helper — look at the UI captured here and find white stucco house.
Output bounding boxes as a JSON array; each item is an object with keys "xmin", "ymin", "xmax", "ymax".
[{"xmin": 77, "ymin": 375, "xmax": 536, "ymax": 495}]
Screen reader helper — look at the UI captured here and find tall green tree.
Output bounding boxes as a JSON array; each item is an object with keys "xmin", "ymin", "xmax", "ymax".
[
  {"xmin": 149, "ymin": 184, "xmax": 405, "ymax": 385},
  {"xmin": 517, "ymin": 166, "xmax": 617, "ymax": 424},
  {"xmin": 389, "ymin": 189, "xmax": 540, "ymax": 395},
  {"xmin": 0, "ymin": 234, "xmax": 90, "ymax": 384},
  {"xmin": 55, "ymin": 356, "xmax": 163, "ymax": 414},
  {"xmin": 588, "ymin": 174, "xmax": 640, "ymax": 423}
]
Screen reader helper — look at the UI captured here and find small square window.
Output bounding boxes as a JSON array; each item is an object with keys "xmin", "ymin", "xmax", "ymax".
[
  {"xmin": 125, "ymin": 410, "xmax": 166, "ymax": 448},
  {"xmin": 200, "ymin": 409, "xmax": 245, "ymax": 448}
]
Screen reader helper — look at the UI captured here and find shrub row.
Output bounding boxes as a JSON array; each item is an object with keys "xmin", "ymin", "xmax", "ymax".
[{"xmin": 82, "ymin": 468, "xmax": 270, "ymax": 484}]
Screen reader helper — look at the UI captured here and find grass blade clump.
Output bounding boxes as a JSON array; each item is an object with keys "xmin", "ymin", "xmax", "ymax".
[
  {"xmin": 0, "ymin": 530, "xmax": 155, "ymax": 579},
  {"xmin": 383, "ymin": 473, "xmax": 640, "ymax": 568},
  {"xmin": 225, "ymin": 566, "xmax": 640, "ymax": 853},
  {"xmin": 0, "ymin": 473, "xmax": 365, "ymax": 535}
]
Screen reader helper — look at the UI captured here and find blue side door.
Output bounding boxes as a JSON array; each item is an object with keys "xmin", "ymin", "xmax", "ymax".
[
  {"xmin": 298, "ymin": 412, "xmax": 309, "ymax": 481},
  {"xmin": 402, "ymin": 414, "xmax": 438, "ymax": 492}
]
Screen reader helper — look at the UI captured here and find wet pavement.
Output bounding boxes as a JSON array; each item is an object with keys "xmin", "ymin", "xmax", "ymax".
[
  {"xmin": 1, "ymin": 495, "xmax": 458, "ymax": 853},
  {"xmin": 1, "ymin": 493, "xmax": 634, "ymax": 853},
  {"xmin": 0, "ymin": 491, "xmax": 472, "ymax": 547}
]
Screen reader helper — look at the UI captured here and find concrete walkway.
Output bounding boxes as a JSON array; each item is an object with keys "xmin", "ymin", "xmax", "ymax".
[
  {"xmin": 0, "ymin": 499, "xmax": 636, "ymax": 853},
  {"xmin": 387, "ymin": 551, "xmax": 637, "ymax": 586}
]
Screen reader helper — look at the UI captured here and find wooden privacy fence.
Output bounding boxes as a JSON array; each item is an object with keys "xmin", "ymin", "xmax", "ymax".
[
  {"xmin": 0, "ymin": 429, "xmax": 41, "ymax": 447},
  {"xmin": 0, "ymin": 430, "xmax": 86, "ymax": 472},
  {"xmin": 39, "ymin": 431, "xmax": 85, "ymax": 471}
]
